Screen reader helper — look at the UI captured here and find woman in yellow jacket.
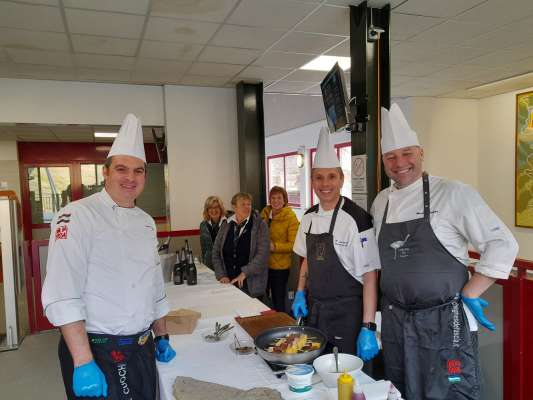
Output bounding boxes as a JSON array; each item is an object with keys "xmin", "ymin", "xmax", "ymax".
[{"xmin": 260, "ymin": 186, "xmax": 300, "ymax": 312}]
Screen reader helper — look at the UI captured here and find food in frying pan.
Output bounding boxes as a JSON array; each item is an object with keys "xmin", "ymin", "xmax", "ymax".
[{"xmin": 265, "ymin": 333, "xmax": 321, "ymax": 354}]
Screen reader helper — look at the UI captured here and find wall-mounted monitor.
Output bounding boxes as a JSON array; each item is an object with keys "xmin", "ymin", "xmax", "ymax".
[{"xmin": 320, "ymin": 62, "xmax": 349, "ymax": 133}]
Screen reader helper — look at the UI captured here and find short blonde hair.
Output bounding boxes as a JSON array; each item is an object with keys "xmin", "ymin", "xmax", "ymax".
[
  {"xmin": 231, "ymin": 192, "xmax": 253, "ymax": 207},
  {"xmin": 202, "ymin": 196, "xmax": 226, "ymax": 221}
]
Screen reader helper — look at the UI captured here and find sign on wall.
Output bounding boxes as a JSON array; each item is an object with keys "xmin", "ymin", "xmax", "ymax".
[{"xmin": 516, "ymin": 91, "xmax": 533, "ymax": 228}]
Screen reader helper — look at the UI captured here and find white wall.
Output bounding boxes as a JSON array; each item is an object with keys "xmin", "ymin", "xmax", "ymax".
[
  {"xmin": 479, "ymin": 88, "xmax": 533, "ymax": 260},
  {"xmin": 164, "ymin": 85, "xmax": 239, "ymax": 230},
  {"xmin": 0, "ymin": 78, "xmax": 164, "ymax": 125},
  {"xmin": 0, "ymin": 140, "xmax": 20, "ymax": 198}
]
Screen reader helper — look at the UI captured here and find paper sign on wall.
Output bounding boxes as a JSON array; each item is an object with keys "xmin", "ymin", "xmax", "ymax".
[
  {"xmin": 352, "ymin": 193, "xmax": 368, "ymax": 211},
  {"xmin": 351, "ymin": 155, "xmax": 367, "ymax": 193}
]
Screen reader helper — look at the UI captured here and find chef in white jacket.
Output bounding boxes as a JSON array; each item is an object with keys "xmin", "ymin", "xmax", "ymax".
[
  {"xmin": 42, "ymin": 113, "xmax": 175, "ymax": 400},
  {"xmin": 371, "ymin": 104, "xmax": 518, "ymax": 400}
]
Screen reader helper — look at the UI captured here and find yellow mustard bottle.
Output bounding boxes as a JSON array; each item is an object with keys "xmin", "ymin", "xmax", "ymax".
[{"xmin": 338, "ymin": 371, "xmax": 353, "ymax": 400}]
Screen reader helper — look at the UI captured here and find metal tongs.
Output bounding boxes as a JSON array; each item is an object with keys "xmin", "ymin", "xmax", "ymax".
[{"xmin": 204, "ymin": 322, "xmax": 234, "ymax": 341}]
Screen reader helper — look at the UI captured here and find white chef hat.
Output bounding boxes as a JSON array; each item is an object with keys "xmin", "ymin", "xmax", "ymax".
[
  {"xmin": 313, "ymin": 126, "xmax": 340, "ymax": 169},
  {"xmin": 381, "ymin": 103, "xmax": 420, "ymax": 154},
  {"xmin": 107, "ymin": 113, "xmax": 146, "ymax": 162}
]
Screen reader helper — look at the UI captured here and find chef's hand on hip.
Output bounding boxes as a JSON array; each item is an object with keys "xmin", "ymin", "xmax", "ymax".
[
  {"xmin": 462, "ymin": 296, "xmax": 496, "ymax": 331},
  {"xmin": 155, "ymin": 338, "xmax": 176, "ymax": 362},
  {"xmin": 291, "ymin": 290, "xmax": 308, "ymax": 318},
  {"xmin": 73, "ymin": 360, "xmax": 108, "ymax": 397},
  {"xmin": 357, "ymin": 327, "xmax": 379, "ymax": 361}
]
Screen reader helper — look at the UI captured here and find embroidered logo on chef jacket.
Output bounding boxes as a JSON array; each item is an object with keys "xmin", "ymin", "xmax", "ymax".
[
  {"xmin": 447, "ymin": 359, "xmax": 462, "ymax": 383},
  {"xmin": 90, "ymin": 337, "xmax": 109, "ymax": 345},
  {"xmin": 360, "ymin": 237, "xmax": 368, "ymax": 247},
  {"xmin": 334, "ymin": 239, "xmax": 349, "ymax": 247},
  {"xmin": 137, "ymin": 331, "xmax": 150, "ymax": 346},
  {"xmin": 110, "ymin": 350, "xmax": 126, "ymax": 363},
  {"xmin": 118, "ymin": 337, "xmax": 135, "ymax": 346},
  {"xmin": 55, "ymin": 225, "xmax": 68, "ymax": 240},
  {"xmin": 56, "ymin": 213, "xmax": 71, "ymax": 224},
  {"xmin": 316, "ymin": 242, "xmax": 326, "ymax": 261},
  {"xmin": 389, "ymin": 234, "xmax": 410, "ymax": 260}
]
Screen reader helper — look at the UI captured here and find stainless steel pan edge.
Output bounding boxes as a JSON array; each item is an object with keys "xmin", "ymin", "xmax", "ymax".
[{"xmin": 254, "ymin": 325, "xmax": 327, "ymax": 365}]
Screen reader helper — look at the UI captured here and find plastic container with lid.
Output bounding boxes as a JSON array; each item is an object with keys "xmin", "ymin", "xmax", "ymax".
[{"xmin": 285, "ymin": 364, "xmax": 314, "ymax": 393}]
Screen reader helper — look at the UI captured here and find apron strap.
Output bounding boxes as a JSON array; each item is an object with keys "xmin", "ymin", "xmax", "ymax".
[{"xmin": 306, "ymin": 197, "xmax": 343, "ymax": 235}]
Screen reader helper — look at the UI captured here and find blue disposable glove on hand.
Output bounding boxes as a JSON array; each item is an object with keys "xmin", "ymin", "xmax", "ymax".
[
  {"xmin": 155, "ymin": 339, "xmax": 176, "ymax": 362},
  {"xmin": 73, "ymin": 360, "xmax": 108, "ymax": 398},
  {"xmin": 291, "ymin": 290, "xmax": 308, "ymax": 318},
  {"xmin": 462, "ymin": 296, "xmax": 496, "ymax": 331},
  {"xmin": 357, "ymin": 327, "xmax": 380, "ymax": 362}
]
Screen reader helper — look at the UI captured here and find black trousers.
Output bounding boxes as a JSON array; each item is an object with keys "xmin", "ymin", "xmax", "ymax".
[
  {"xmin": 267, "ymin": 268, "xmax": 290, "ymax": 312},
  {"xmin": 58, "ymin": 330, "xmax": 157, "ymax": 400}
]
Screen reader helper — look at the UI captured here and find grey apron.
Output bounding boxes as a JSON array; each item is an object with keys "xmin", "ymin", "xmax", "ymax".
[
  {"xmin": 306, "ymin": 197, "xmax": 363, "ymax": 354},
  {"xmin": 378, "ymin": 173, "xmax": 480, "ymax": 400}
]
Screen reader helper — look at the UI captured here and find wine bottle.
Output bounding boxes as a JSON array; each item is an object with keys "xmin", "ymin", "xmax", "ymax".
[
  {"xmin": 173, "ymin": 251, "xmax": 184, "ymax": 285},
  {"xmin": 186, "ymin": 251, "xmax": 197, "ymax": 285}
]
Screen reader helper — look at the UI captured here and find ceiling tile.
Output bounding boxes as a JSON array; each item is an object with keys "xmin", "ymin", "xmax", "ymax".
[
  {"xmin": 130, "ymin": 70, "xmax": 183, "ymax": 84},
  {"xmin": 273, "ymin": 32, "xmax": 345, "ymax": 54},
  {"xmin": 237, "ymin": 66, "xmax": 293, "ymax": 83},
  {"xmin": 77, "ymin": 68, "xmax": 131, "ymax": 82},
  {"xmin": 460, "ymin": 21, "xmax": 533, "ymax": 51},
  {"xmin": 392, "ymin": 61, "xmax": 450, "ymax": 77},
  {"xmin": 455, "ymin": 0, "xmax": 533, "ymax": 27},
  {"xmin": 327, "ymin": 0, "xmax": 405, "ymax": 6},
  {"xmin": 199, "ymin": 46, "xmax": 261, "ymax": 65},
  {"xmin": 394, "ymin": 0, "xmax": 486, "ymax": 18},
  {"xmin": 390, "ymin": 13, "xmax": 443, "ymax": 40},
  {"xmin": 253, "ymin": 51, "xmax": 314, "ymax": 69},
  {"xmin": 301, "ymin": 83, "xmax": 322, "ymax": 95},
  {"xmin": 0, "ymin": 2, "xmax": 64, "ymax": 32},
  {"xmin": 139, "ymin": 40, "xmax": 204, "ymax": 61},
  {"xmin": 188, "ymin": 62, "xmax": 244, "ymax": 77},
  {"xmin": 283, "ymin": 69, "xmax": 327, "ymax": 82},
  {"xmin": 326, "ymin": 39, "xmax": 349, "ymax": 57},
  {"xmin": 409, "ymin": 20, "xmax": 495, "ymax": 46},
  {"xmin": 145, "ymin": 17, "xmax": 220, "ymax": 44},
  {"xmin": 17, "ymin": 0, "xmax": 59, "ymax": 5},
  {"xmin": 0, "ymin": 28, "xmax": 69, "ymax": 51},
  {"xmin": 228, "ymin": 0, "xmax": 316, "ymax": 29},
  {"xmin": 63, "ymin": 0, "xmax": 150, "ymax": 15},
  {"xmin": 465, "ymin": 47, "xmax": 533, "ymax": 69},
  {"xmin": 6, "ymin": 48, "xmax": 74, "ymax": 67},
  {"xmin": 265, "ymin": 80, "xmax": 315, "ymax": 93},
  {"xmin": 211, "ymin": 25, "xmax": 285, "ymax": 50},
  {"xmin": 71, "ymin": 34, "xmax": 138, "ymax": 56},
  {"xmin": 66, "ymin": 9, "xmax": 145, "ymax": 39},
  {"xmin": 296, "ymin": 5, "xmax": 349, "ymax": 36},
  {"xmin": 391, "ymin": 41, "xmax": 490, "ymax": 65},
  {"xmin": 180, "ymin": 74, "xmax": 230, "ymax": 87},
  {"xmin": 135, "ymin": 58, "xmax": 191, "ymax": 73},
  {"xmin": 76, "ymin": 54, "xmax": 136, "ymax": 70},
  {"xmin": 428, "ymin": 65, "xmax": 514, "ymax": 83},
  {"xmin": 14, "ymin": 64, "xmax": 78, "ymax": 80},
  {"xmin": 151, "ymin": 0, "xmax": 238, "ymax": 23}
]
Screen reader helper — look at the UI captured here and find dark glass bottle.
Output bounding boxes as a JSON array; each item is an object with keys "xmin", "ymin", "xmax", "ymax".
[
  {"xmin": 179, "ymin": 247, "xmax": 187, "ymax": 281},
  {"xmin": 186, "ymin": 251, "xmax": 197, "ymax": 285},
  {"xmin": 173, "ymin": 252, "xmax": 184, "ymax": 285}
]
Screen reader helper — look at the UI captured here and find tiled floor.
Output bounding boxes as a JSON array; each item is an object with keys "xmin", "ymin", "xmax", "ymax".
[{"xmin": 0, "ymin": 330, "xmax": 66, "ymax": 399}]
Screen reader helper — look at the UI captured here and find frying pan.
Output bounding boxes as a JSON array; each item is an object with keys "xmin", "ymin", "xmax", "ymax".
[{"xmin": 254, "ymin": 323, "xmax": 327, "ymax": 365}]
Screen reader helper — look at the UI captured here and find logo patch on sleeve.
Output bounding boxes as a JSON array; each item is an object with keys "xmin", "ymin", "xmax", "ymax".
[{"xmin": 55, "ymin": 225, "xmax": 68, "ymax": 240}]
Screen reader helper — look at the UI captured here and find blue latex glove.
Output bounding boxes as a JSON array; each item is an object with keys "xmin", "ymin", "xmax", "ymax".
[
  {"xmin": 357, "ymin": 327, "xmax": 380, "ymax": 361},
  {"xmin": 462, "ymin": 296, "xmax": 496, "ymax": 331},
  {"xmin": 155, "ymin": 339, "xmax": 176, "ymax": 362},
  {"xmin": 291, "ymin": 290, "xmax": 308, "ymax": 318},
  {"xmin": 73, "ymin": 360, "xmax": 108, "ymax": 398}
]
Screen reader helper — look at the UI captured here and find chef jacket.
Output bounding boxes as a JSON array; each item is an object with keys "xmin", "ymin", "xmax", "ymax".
[
  {"xmin": 42, "ymin": 189, "xmax": 169, "ymax": 335},
  {"xmin": 293, "ymin": 197, "xmax": 381, "ymax": 284},
  {"xmin": 371, "ymin": 175, "xmax": 519, "ymax": 280}
]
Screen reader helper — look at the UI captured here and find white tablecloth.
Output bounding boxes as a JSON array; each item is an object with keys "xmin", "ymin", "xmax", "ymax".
[{"xmin": 157, "ymin": 265, "xmax": 380, "ymax": 400}]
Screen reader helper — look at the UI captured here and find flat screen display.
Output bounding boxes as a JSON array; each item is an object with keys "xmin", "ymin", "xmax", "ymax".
[{"xmin": 320, "ymin": 63, "xmax": 349, "ymax": 133}]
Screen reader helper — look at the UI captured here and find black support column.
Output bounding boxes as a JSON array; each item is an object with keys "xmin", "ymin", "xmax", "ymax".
[
  {"xmin": 236, "ymin": 82, "xmax": 267, "ymax": 210},
  {"xmin": 350, "ymin": 2, "xmax": 391, "ymax": 208}
]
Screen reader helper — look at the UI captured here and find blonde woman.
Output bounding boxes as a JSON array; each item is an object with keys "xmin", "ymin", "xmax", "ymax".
[
  {"xmin": 199, "ymin": 196, "xmax": 226, "ymax": 270},
  {"xmin": 260, "ymin": 186, "xmax": 299, "ymax": 312}
]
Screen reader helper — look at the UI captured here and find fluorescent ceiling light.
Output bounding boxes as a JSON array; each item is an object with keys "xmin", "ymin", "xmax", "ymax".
[
  {"xmin": 94, "ymin": 132, "xmax": 117, "ymax": 138},
  {"xmin": 468, "ymin": 71, "xmax": 533, "ymax": 91},
  {"xmin": 300, "ymin": 56, "xmax": 351, "ymax": 71}
]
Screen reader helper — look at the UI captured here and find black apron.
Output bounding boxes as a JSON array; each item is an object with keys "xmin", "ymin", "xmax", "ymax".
[
  {"xmin": 379, "ymin": 174, "xmax": 480, "ymax": 400},
  {"xmin": 58, "ymin": 330, "xmax": 157, "ymax": 400},
  {"xmin": 306, "ymin": 198, "xmax": 363, "ymax": 354}
]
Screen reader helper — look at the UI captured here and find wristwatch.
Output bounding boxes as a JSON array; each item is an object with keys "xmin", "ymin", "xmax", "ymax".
[
  {"xmin": 361, "ymin": 322, "xmax": 377, "ymax": 331},
  {"xmin": 154, "ymin": 334, "xmax": 169, "ymax": 343}
]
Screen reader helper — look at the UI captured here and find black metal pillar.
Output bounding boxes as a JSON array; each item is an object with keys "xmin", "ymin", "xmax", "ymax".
[
  {"xmin": 350, "ymin": 2, "xmax": 391, "ymax": 208},
  {"xmin": 236, "ymin": 82, "xmax": 267, "ymax": 210}
]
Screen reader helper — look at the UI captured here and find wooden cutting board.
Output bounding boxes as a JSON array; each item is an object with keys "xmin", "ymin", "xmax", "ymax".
[{"xmin": 235, "ymin": 312, "xmax": 296, "ymax": 339}]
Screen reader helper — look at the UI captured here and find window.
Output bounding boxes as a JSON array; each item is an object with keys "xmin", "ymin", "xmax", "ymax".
[
  {"xmin": 81, "ymin": 163, "xmax": 105, "ymax": 198},
  {"xmin": 310, "ymin": 142, "xmax": 351, "ymax": 205},
  {"xmin": 267, "ymin": 152, "xmax": 302, "ymax": 207},
  {"xmin": 27, "ymin": 166, "xmax": 71, "ymax": 224}
]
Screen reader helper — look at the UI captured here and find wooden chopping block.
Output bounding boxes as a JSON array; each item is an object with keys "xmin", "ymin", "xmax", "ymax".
[{"xmin": 235, "ymin": 312, "xmax": 295, "ymax": 339}]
